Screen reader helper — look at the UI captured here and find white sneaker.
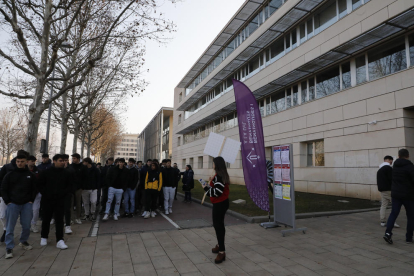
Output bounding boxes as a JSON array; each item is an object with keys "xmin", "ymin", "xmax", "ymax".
[
  {"xmin": 75, "ymin": 219, "xmax": 82, "ymax": 224},
  {"xmin": 144, "ymin": 212, "xmax": 150, "ymax": 219},
  {"xmin": 151, "ymin": 211, "xmax": 156, "ymax": 218},
  {"xmin": 56, "ymin": 240, "xmax": 68, "ymax": 250},
  {"xmin": 19, "ymin": 242, "xmax": 33, "ymax": 250},
  {"xmin": 50, "ymin": 219, "xmax": 55, "ymax": 225},
  {"xmin": 113, "ymin": 214, "xmax": 118, "ymax": 221},
  {"xmin": 31, "ymin": 225, "xmax": 39, "ymax": 233},
  {"xmin": 165, "ymin": 209, "xmax": 169, "ymax": 215},
  {"xmin": 102, "ymin": 214, "xmax": 109, "ymax": 221},
  {"xmin": 65, "ymin": 226, "xmax": 72, "ymax": 234},
  {"xmin": 381, "ymin": 222, "xmax": 386, "ymax": 227},
  {"xmin": 40, "ymin": 238, "xmax": 47, "ymax": 246},
  {"xmin": 168, "ymin": 208, "xmax": 172, "ymax": 214},
  {"xmin": 395, "ymin": 223, "xmax": 400, "ymax": 228},
  {"xmin": 142, "ymin": 211, "xmax": 147, "ymax": 217}
]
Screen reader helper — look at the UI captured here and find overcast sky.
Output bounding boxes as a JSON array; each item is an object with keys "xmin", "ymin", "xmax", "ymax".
[{"xmin": 0, "ymin": 0, "xmax": 246, "ymax": 154}]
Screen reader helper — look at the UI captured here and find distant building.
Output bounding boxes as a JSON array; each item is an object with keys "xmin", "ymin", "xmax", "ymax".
[
  {"xmin": 115, "ymin": 133, "xmax": 139, "ymax": 161},
  {"xmin": 138, "ymin": 107, "xmax": 173, "ymax": 162}
]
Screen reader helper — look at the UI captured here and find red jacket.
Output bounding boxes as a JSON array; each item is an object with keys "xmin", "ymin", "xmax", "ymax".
[{"xmin": 204, "ymin": 174, "xmax": 229, "ymax": 204}]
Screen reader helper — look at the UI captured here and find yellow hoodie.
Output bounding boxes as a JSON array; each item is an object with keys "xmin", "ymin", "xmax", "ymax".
[{"xmin": 145, "ymin": 171, "xmax": 163, "ymax": 191}]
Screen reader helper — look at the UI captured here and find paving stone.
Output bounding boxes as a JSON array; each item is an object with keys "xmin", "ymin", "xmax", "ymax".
[
  {"xmin": 151, "ymin": 255, "xmax": 175, "ymax": 270},
  {"xmin": 241, "ymin": 251, "xmax": 270, "ymax": 263},
  {"xmin": 133, "ymin": 263, "xmax": 157, "ymax": 276},
  {"xmin": 195, "ymin": 263, "xmax": 226, "ymax": 276},
  {"xmin": 185, "ymin": 251, "xmax": 211, "ymax": 264},
  {"xmin": 172, "ymin": 258, "xmax": 199, "ymax": 274},
  {"xmin": 258, "ymin": 261, "xmax": 294, "ymax": 276}
]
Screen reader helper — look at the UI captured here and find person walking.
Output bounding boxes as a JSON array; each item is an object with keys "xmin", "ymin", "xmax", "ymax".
[
  {"xmin": 68, "ymin": 153, "xmax": 87, "ymax": 225},
  {"xmin": 182, "ymin": 165, "xmax": 194, "ymax": 203},
  {"xmin": 100, "ymin": 158, "xmax": 114, "ymax": 213},
  {"xmin": 202, "ymin": 157, "xmax": 230, "ymax": 264},
  {"xmin": 82, "ymin": 158, "xmax": 100, "ymax": 221},
  {"xmin": 144, "ymin": 162, "xmax": 162, "ymax": 219},
  {"xmin": 162, "ymin": 159, "xmax": 178, "ymax": 214},
  {"xmin": 1, "ymin": 154, "xmax": 37, "ymax": 259},
  {"xmin": 38, "ymin": 154, "xmax": 72, "ymax": 249},
  {"xmin": 377, "ymin": 155, "xmax": 400, "ymax": 228},
  {"xmin": 123, "ymin": 158, "xmax": 139, "ymax": 218},
  {"xmin": 384, "ymin": 149, "xmax": 414, "ymax": 244},
  {"xmin": 62, "ymin": 154, "xmax": 75, "ymax": 234},
  {"xmin": 135, "ymin": 161, "xmax": 143, "ymax": 214},
  {"xmin": 102, "ymin": 158, "xmax": 129, "ymax": 221},
  {"xmin": 27, "ymin": 156, "xmax": 41, "ymax": 233},
  {"xmin": 37, "ymin": 153, "xmax": 52, "ymax": 172},
  {"xmin": 140, "ymin": 159, "xmax": 152, "ymax": 217}
]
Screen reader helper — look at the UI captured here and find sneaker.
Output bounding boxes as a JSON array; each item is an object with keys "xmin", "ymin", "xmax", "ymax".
[
  {"xmin": 50, "ymin": 219, "xmax": 55, "ymax": 225},
  {"xmin": 81, "ymin": 215, "xmax": 89, "ymax": 221},
  {"xmin": 102, "ymin": 214, "xmax": 109, "ymax": 221},
  {"xmin": 151, "ymin": 211, "xmax": 156, "ymax": 218},
  {"xmin": 5, "ymin": 249, "xmax": 13, "ymax": 259},
  {"xmin": 65, "ymin": 226, "xmax": 72, "ymax": 234},
  {"xmin": 121, "ymin": 213, "xmax": 129, "ymax": 218},
  {"xmin": 128, "ymin": 213, "xmax": 133, "ymax": 218},
  {"xmin": 141, "ymin": 211, "xmax": 147, "ymax": 217},
  {"xmin": 19, "ymin": 241, "xmax": 33, "ymax": 250},
  {"xmin": 56, "ymin": 240, "xmax": 68, "ymax": 250},
  {"xmin": 165, "ymin": 209, "xmax": 169, "ymax": 215},
  {"xmin": 31, "ymin": 225, "xmax": 39, "ymax": 233},
  {"xmin": 383, "ymin": 233, "xmax": 393, "ymax": 244},
  {"xmin": 380, "ymin": 222, "xmax": 386, "ymax": 227},
  {"xmin": 394, "ymin": 223, "xmax": 400, "ymax": 228},
  {"xmin": 40, "ymin": 238, "xmax": 47, "ymax": 246},
  {"xmin": 75, "ymin": 219, "xmax": 82, "ymax": 225},
  {"xmin": 168, "ymin": 208, "xmax": 172, "ymax": 214},
  {"xmin": 91, "ymin": 214, "xmax": 96, "ymax": 222},
  {"xmin": 406, "ymin": 240, "xmax": 413, "ymax": 244},
  {"xmin": 114, "ymin": 214, "xmax": 118, "ymax": 221},
  {"xmin": 144, "ymin": 212, "xmax": 150, "ymax": 219},
  {"xmin": 1, "ymin": 230, "xmax": 5, "ymax": 242}
]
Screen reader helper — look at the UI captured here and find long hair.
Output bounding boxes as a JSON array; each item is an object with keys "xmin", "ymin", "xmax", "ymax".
[
  {"xmin": 186, "ymin": 164, "xmax": 192, "ymax": 171},
  {"xmin": 213, "ymin": 156, "xmax": 230, "ymax": 184}
]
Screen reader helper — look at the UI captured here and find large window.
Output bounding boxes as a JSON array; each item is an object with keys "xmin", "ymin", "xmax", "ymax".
[
  {"xmin": 409, "ymin": 34, "xmax": 414, "ymax": 67},
  {"xmin": 341, "ymin": 62, "xmax": 351, "ymax": 89},
  {"xmin": 198, "ymin": 156, "xmax": 203, "ymax": 169},
  {"xmin": 356, "ymin": 55, "xmax": 367, "ymax": 85},
  {"xmin": 292, "ymin": 85, "xmax": 299, "ymax": 106},
  {"xmin": 301, "ymin": 81, "xmax": 307, "ymax": 103},
  {"xmin": 316, "ymin": 66, "xmax": 340, "ymax": 98},
  {"xmin": 307, "ymin": 140, "xmax": 325, "ymax": 167},
  {"xmin": 314, "ymin": 0, "xmax": 337, "ymax": 35}
]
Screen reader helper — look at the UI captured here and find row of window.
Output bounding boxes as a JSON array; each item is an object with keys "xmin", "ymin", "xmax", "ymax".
[
  {"xmin": 185, "ymin": 0, "xmax": 288, "ymax": 96},
  {"xmin": 122, "ymin": 139, "xmax": 138, "ymax": 142},
  {"xmin": 116, "ymin": 153, "xmax": 137, "ymax": 157},
  {"xmin": 180, "ymin": 33, "xmax": 414, "ymax": 144},
  {"xmin": 181, "ymin": 156, "xmax": 233, "ymax": 170},
  {"xmin": 183, "ymin": 0, "xmax": 372, "ymax": 120},
  {"xmin": 118, "ymin": 148, "xmax": 138, "ymax": 152}
]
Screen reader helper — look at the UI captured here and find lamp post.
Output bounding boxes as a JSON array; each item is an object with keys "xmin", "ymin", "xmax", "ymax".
[{"xmin": 45, "ymin": 41, "xmax": 73, "ymax": 154}]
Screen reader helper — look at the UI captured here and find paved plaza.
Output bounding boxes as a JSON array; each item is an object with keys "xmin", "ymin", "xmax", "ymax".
[{"xmin": 1, "ymin": 202, "xmax": 414, "ymax": 276}]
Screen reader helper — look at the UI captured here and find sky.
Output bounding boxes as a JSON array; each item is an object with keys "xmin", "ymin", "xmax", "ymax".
[{"xmin": 0, "ymin": 0, "xmax": 246, "ymax": 154}]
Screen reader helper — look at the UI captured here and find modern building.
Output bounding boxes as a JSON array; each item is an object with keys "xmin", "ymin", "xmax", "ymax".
[
  {"xmin": 173, "ymin": 0, "xmax": 414, "ymax": 200},
  {"xmin": 137, "ymin": 107, "xmax": 174, "ymax": 162},
  {"xmin": 115, "ymin": 133, "xmax": 139, "ymax": 161}
]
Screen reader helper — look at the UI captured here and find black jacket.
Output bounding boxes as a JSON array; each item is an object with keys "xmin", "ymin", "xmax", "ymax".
[
  {"xmin": 182, "ymin": 170, "xmax": 194, "ymax": 191},
  {"xmin": 0, "ymin": 158, "xmax": 17, "ymax": 197},
  {"xmin": 83, "ymin": 166, "xmax": 100, "ymax": 190},
  {"xmin": 163, "ymin": 167, "xmax": 179, "ymax": 188},
  {"xmin": 106, "ymin": 165, "xmax": 130, "ymax": 190},
  {"xmin": 68, "ymin": 162, "xmax": 87, "ymax": 190},
  {"xmin": 128, "ymin": 167, "xmax": 139, "ymax": 190},
  {"xmin": 37, "ymin": 159, "xmax": 52, "ymax": 172},
  {"xmin": 0, "ymin": 167, "xmax": 37, "ymax": 205},
  {"xmin": 139, "ymin": 165, "xmax": 150, "ymax": 190},
  {"xmin": 38, "ymin": 166, "xmax": 73, "ymax": 201},
  {"xmin": 100, "ymin": 164, "xmax": 114, "ymax": 188},
  {"xmin": 377, "ymin": 163, "xmax": 393, "ymax": 192},
  {"xmin": 391, "ymin": 158, "xmax": 414, "ymax": 201}
]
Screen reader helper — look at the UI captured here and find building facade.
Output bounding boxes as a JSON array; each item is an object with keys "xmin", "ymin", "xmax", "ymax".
[
  {"xmin": 137, "ymin": 107, "xmax": 174, "ymax": 162},
  {"xmin": 115, "ymin": 133, "xmax": 139, "ymax": 161},
  {"xmin": 173, "ymin": 0, "xmax": 414, "ymax": 200}
]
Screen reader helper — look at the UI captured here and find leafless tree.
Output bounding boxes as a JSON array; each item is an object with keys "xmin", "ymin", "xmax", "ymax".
[{"xmin": 0, "ymin": 107, "xmax": 25, "ymax": 164}]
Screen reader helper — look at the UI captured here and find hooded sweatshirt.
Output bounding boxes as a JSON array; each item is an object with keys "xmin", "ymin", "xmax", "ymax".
[
  {"xmin": 0, "ymin": 158, "xmax": 17, "ymax": 197},
  {"xmin": 391, "ymin": 158, "xmax": 414, "ymax": 201},
  {"xmin": 0, "ymin": 167, "xmax": 37, "ymax": 205},
  {"xmin": 377, "ymin": 162, "xmax": 392, "ymax": 192}
]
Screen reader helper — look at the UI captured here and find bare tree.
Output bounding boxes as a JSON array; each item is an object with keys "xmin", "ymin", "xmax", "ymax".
[{"xmin": 0, "ymin": 107, "xmax": 25, "ymax": 164}]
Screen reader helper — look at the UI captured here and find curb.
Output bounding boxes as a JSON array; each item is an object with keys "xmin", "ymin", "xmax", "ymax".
[{"xmin": 177, "ymin": 193, "xmax": 381, "ymax": 224}]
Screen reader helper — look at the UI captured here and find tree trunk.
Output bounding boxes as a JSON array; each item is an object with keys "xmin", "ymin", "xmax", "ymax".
[
  {"xmin": 60, "ymin": 92, "xmax": 68, "ymax": 153},
  {"xmin": 24, "ymin": 105, "xmax": 42, "ymax": 155},
  {"xmin": 80, "ymin": 132, "xmax": 85, "ymax": 158},
  {"xmin": 72, "ymin": 116, "xmax": 79, "ymax": 154},
  {"xmin": 86, "ymin": 132, "xmax": 92, "ymax": 157}
]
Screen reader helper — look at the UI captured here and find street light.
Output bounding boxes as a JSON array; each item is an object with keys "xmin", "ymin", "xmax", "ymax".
[{"xmin": 45, "ymin": 41, "xmax": 73, "ymax": 154}]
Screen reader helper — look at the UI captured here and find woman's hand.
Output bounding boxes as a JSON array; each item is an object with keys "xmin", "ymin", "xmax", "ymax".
[{"xmin": 208, "ymin": 177, "xmax": 212, "ymax": 182}]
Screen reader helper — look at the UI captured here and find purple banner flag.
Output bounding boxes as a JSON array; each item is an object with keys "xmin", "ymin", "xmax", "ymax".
[{"xmin": 233, "ymin": 79, "xmax": 269, "ymax": 212}]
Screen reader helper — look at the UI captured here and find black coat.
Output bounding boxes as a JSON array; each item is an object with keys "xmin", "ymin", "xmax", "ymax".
[
  {"xmin": 0, "ymin": 158, "xmax": 17, "ymax": 197},
  {"xmin": 68, "ymin": 163, "xmax": 88, "ymax": 190},
  {"xmin": 37, "ymin": 159, "xmax": 52, "ymax": 172},
  {"xmin": 128, "ymin": 167, "xmax": 139, "ymax": 190},
  {"xmin": 106, "ymin": 165, "xmax": 130, "ymax": 190},
  {"xmin": 38, "ymin": 166, "xmax": 73, "ymax": 201},
  {"xmin": 83, "ymin": 166, "xmax": 100, "ymax": 190},
  {"xmin": 163, "ymin": 167, "xmax": 179, "ymax": 188},
  {"xmin": 100, "ymin": 164, "xmax": 114, "ymax": 188},
  {"xmin": 182, "ymin": 170, "xmax": 194, "ymax": 191},
  {"xmin": 391, "ymin": 158, "xmax": 414, "ymax": 201},
  {"xmin": 139, "ymin": 165, "xmax": 150, "ymax": 190},
  {"xmin": 0, "ymin": 167, "xmax": 37, "ymax": 205},
  {"xmin": 377, "ymin": 164, "xmax": 392, "ymax": 192}
]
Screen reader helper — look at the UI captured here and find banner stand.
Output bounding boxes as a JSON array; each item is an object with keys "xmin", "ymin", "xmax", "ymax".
[{"xmin": 261, "ymin": 144, "xmax": 307, "ymax": 237}]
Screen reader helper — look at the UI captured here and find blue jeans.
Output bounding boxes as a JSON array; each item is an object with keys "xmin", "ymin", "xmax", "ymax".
[
  {"xmin": 386, "ymin": 197, "xmax": 414, "ymax": 241},
  {"xmin": 105, "ymin": 187, "xmax": 123, "ymax": 215},
  {"xmin": 123, "ymin": 188, "xmax": 136, "ymax": 214},
  {"xmin": 5, "ymin": 202, "xmax": 33, "ymax": 249}
]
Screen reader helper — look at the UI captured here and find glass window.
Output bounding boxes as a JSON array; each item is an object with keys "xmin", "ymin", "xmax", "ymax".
[
  {"xmin": 338, "ymin": 0, "xmax": 348, "ymax": 18},
  {"xmin": 266, "ymin": 96, "xmax": 271, "ymax": 115},
  {"xmin": 285, "ymin": 34, "xmax": 291, "ymax": 50},
  {"xmin": 198, "ymin": 156, "xmax": 203, "ymax": 169},
  {"xmin": 309, "ymin": 78, "xmax": 315, "ymax": 100},
  {"xmin": 307, "ymin": 142, "xmax": 313, "ymax": 166},
  {"xmin": 270, "ymin": 38, "xmax": 284, "ymax": 60},
  {"xmin": 271, "ymin": 91, "xmax": 285, "ymax": 113},
  {"xmin": 286, "ymin": 88, "xmax": 291, "ymax": 108},
  {"xmin": 352, "ymin": 0, "xmax": 362, "ymax": 10},
  {"xmin": 265, "ymin": 49, "xmax": 271, "ymax": 63},
  {"xmin": 249, "ymin": 15, "xmax": 259, "ymax": 35},
  {"xmin": 226, "ymin": 113, "xmax": 235, "ymax": 129},
  {"xmin": 259, "ymin": 100, "xmax": 265, "ymax": 116},
  {"xmin": 368, "ymin": 37, "xmax": 407, "ymax": 81},
  {"xmin": 307, "ymin": 18, "xmax": 314, "ymax": 39},
  {"xmin": 314, "ymin": 0, "xmax": 337, "ymax": 35},
  {"xmin": 316, "ymin": 66, "xmax": 340, "ymax": 98},
  {"xmin": 292, "ymin": 29, "xmax": 297, "ymax": 49},
  {"xmin": 356, "ymin": 55, "xmax": 367, "ymax": 84},
  {"xmin": 315, "ymin": 140, "xmax": 325, "ymax": 166},
  {"xmin": 292, "ymin": 85, "xmax": 299, "ymax": 106},
  {"xmin": 301, "ymin": 81, "xmax": 307, "ymax": 103},
  {"xmin": 341, "ymin": 62, "xmax": 351, "ymax": 89},
  {"xmin": 269, "ymin": 0, "xmax": 283, "ymax": 15},
  {"xmin": 300, "ymin": 23, "xmax": 306, "ymax": 43},
  {"xmin": 259, "ymin": 10, "xmax": 265, "ymax": 25},
  {"xmin": 410, "ymin": 34, "xmax": 414, "ymax": 67},
  {"xmin": 248, "ymin": 57, "xmax": 260, "ymax": 74}
]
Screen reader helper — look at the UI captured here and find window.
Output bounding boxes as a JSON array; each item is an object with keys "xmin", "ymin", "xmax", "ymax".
[
  {"xmin": 307, "ymin": 18, "xmax": 314, "ymax": 39},
  {"xmin": 209, "ymin": 156, "xmax": 214, "ymax": 168},
  {"xmin": 178, "ymin": 137, "xmax": 181, "ymax": 146},
  {"xmin": 226, "ymin": 162, "xmax": 231, "ymax": 169},
  {"xmin": 301, "ymin": 81, "xmax": 307, "ymax": 103},
  {"xmin": 178, "ymin": 114, "xmax": 182, "ymax": 124},
  {"xmin": 356, "ymin": 55, "xmax": 367, "ymax": 84},
  {"xmin": 338, "ymin": 0, "xmax": 347, "ymax": 18},
  {"xmin": 316, "ymin": 66, "xmax": 340, "ymax": 98},
  {"xmin": 300, "ymin": 23, "xmax": 306, "ymax": 43},
  {"xmin": 368, "ymin": 37, "xmax": 407, "ymax": 81},
  {"xmin": 198, "ymin": 156, "xmax": 203, "ymax": 169},
  {"xmin": 409, "ymin": 34, "xmax": 414, "ymax": 67},
  {"xmin": 352, "ymin": 0, "xmax": 362, "ymax": 10},
  {"xmin": 309, "ymin": 78, "xmax": 315, "ymax": 100},
  {"xmin": 286, "ymin": 88, "xmax": 291, "ymax": 109},
  {"xmin": 307, "ymin": 140, "xmax": 325, "ymax": 167},
  {"xmin": 269, "ymin": 0, "xmax": 283, "ymax": 15},
  {"xmin": 182, "ymin": 159, "xmax": 186, "ymax": 169},
  {"xmin": 292, "ymin": 85, "xmax": 299, "ymax": 106},
  {"xmin": 314, "ymin": 0, "xmax": 337, "ymax": 35},
  {"xmin": 341, "ymin": 62, "xmax": 351, "ymax": 89},
  {"xmin": 259, "ymin": 100, "xmax": 265, "ymax": 116},
  {"xmin": 270, "ymin": 39, "xmax": 284, "ymax": 60}
]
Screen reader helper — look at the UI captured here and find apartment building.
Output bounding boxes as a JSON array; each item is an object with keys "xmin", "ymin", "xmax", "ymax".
[
  {"xmin": 115, "ymin": 133, "xmax": 139, "ymax": 161},
  {"xmin": 173, "ymin": 0, "xmax": 414, "ymax": 200}
]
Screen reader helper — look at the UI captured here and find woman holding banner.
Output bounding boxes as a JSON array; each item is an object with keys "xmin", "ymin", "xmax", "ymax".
[{"xmin": 203, "ymin": 156, "xmax": 230, "ymax": 264}]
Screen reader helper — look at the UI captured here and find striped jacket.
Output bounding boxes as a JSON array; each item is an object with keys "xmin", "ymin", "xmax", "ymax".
[{"xmin": 204, "ymin": 174, "xmax": 229, "ymax": 203}]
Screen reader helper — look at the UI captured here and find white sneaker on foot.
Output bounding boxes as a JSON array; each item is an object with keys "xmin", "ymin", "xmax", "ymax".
[
  {"xmin": 381, "ymin": 222, "xmax": 386, "ymax": 227},
  {"xmin": 75, "ymin": 219, "xmax": 82, "ymax": 224},
  {"xmin": 151, "ymin": 211, "xmax": 156, "ymax": 218},
  {"xmin": 144, "ymin": 212, "xmax": 150, "ymax": 219},
  {"xmin": 142, "ymin": 211, "xmax": 147, "ymax": 217},
  {"xmin": 394, "ymin": 223, "xmax": 400, "ymax": 228},
  {"xmin": 56, "ymin": 240, "xmax": 68, "ymax": 250},
  {"xmin": 165, "ymin": 209, "xmax": 169, "ymax": 215},
  {"xmin": 102, "ymin": 214, "xmax": 109, "ymax": 221},
  {"xmin": 168, "ymin": 208, "xmax": 172, "ymax": 214},
  {"xmin": 31, "ymin": 225, "xmax": 39, "ymax": 233},
  {"xmin": 40, "ymin": 238, "xmax": 47, "ymax": 246},
  {"xmin": 65, "ymin": 226, "xmax": 72, "ymax": 234},
  {"xmin": 114, "ymin": 214, "xmax": 118, "ymax": 221},
  {"xmin": 50, "ymin": 219, "xmax": 55, "ymax": 225}
]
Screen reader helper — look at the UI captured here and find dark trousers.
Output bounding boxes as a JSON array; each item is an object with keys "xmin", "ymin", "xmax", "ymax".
[
  {"xmin": 41, "ymin": 199, "xmax": 65, "ymax": 242},
  {"xmin": 64, "ymin": 194, "xmax": 72, "ymax": 226},
  {"xmin": 213, "ymin": 199, "xmax": 229, "ymax": 252},
  {"xmin": 268, "ymin": 182, "xmax": 273, "ymax": 194},
  {"xmin": 136, "ymin": 188, "xmax": 144, "ymax": 211},
  {"xmin": 386, "ymin": 197, "xmax": 414, "ymax": 241},
  {"xmin": 174, "ymin": 186, "xmax": 178, "ymax": 199},
  {"xmin": 158, "ymin": 187, "xmax": 164, "ymax": 209},
  {"xmin": 100, "ymin": 187, "xmax": 108, "ymax": 213},
  {"xmin": 185, "ymin": 191, "xmax": 192, "ymax": 201},
  {"xmin": 97, "ymin": 187, "xmax": 102, "ymax": 206},
  {"xmin": 145, "ymin": 190, "xmax": 159, "ymax": 212}
]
